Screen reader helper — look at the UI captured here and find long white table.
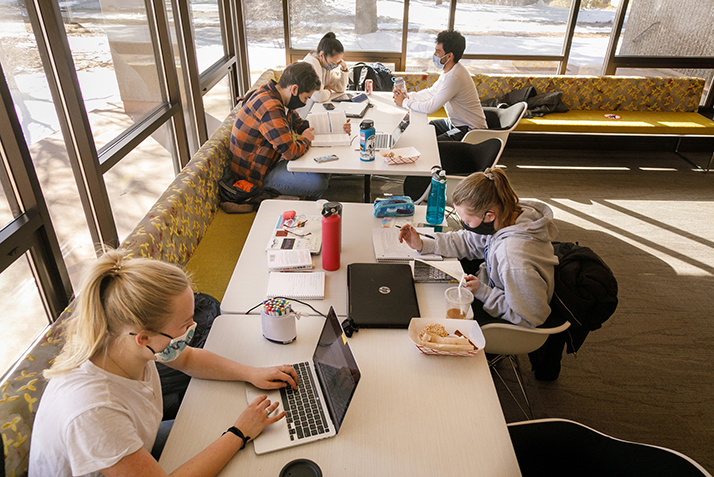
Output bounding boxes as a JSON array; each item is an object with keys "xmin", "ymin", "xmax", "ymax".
[
  {"xmin": 159, "ymin": 315, "xmax": 521, "ymax": 476},
  {"xmin": 288, "ymin": 92, "xmax": 441, "ymax": 201},
  {"xmin": 220, "ymin": 199, "xmax": 463, "ymax": 318}
]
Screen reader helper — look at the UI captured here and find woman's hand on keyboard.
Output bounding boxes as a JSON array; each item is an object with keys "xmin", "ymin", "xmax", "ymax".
[
  {"xmin": 235, "ymin": 395, "xmax": 286, "ymax": 439},
  {"xmin": 248, "ymin": 365, "xmax": 299, "ymax": 390}
]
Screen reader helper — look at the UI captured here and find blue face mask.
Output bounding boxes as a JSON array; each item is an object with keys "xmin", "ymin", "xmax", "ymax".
[
  {"xmin": 145, "ymin": 322, "xmax": 196, "ymax": 362},
  {"xmin": 433, "ymin": 54, "xmax": 446, "ymax": 70}
]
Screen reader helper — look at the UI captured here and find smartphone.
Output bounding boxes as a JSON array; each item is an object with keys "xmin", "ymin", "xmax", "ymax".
[
  {"xmin": 324, "ymin": 103, "xmax": 335, "ymax": 110},
  {"xmin": 314, "ymin": 154, "xmax": 339, "ymax": 163}
]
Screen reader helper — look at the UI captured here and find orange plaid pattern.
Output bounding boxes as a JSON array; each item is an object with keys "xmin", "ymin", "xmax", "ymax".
[{"xmin": 229, "ymin": 80, "xmax": 310, "ymax": 188}]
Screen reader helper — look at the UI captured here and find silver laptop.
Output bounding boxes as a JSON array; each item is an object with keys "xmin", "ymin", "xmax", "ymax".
[
  {"xmin": 245, "ymin": 307, "xmax": 361, "ymax": 454},
  {"xmin": 375, "ymin": 112, "xmax": 411, "ymax": 149},
  {"xmin": 335, "ymin": 101, "xmax": 370, "ymax": 118}
]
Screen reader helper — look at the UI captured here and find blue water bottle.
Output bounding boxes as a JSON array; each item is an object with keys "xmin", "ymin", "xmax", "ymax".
[
  {"xmin": 426, "ymin": 166, "xmax": 446, "ymax": 225},
  {"xmin": 360, "ymin": 119, "xmax": 375, "ymax": 161}
]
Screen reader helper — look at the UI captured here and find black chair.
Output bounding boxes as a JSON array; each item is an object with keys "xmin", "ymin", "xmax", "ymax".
[
  {"xmin": 508, "ymin": 418, "xmax": 712, "ymax": 477},
  {"xmin": 402, "ymin": 137, "xmax": 503, "ymax": 203}
]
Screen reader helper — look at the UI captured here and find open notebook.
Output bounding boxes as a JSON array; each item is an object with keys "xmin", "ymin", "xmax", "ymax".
[
  {"xmin": 371, "ymin": 227, "xmax": 441, "ymax": 261},
  {"xmin": 266, "ymin": 272, "xmax": 325, "ymax": 300}
]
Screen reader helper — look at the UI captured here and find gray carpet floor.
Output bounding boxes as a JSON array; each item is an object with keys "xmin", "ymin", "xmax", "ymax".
[{"xmin": 324, "ymin": 147, "xmax": 714, "ymax": 472}]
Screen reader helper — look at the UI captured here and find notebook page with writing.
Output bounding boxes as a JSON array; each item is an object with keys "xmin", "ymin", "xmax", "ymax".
[
  {"xmin": 266, "ymin": 272, "xmax": 325, "ymax": 300},
  {"xmin": 372, "ymin": 227, "xmax": 442, "ymax": 261}
]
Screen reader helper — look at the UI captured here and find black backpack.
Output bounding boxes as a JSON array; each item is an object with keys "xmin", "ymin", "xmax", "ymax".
[
  {"xmin": 348, "ymin": 62, "xmax": 394, "ymax": 92},
  {"xmin": 529, "ymin": 242, "xmax": 618, "ymax": 380},
  {"xmin": 551, "ymin": 241, "xmax": 618, "ymax": 332}
]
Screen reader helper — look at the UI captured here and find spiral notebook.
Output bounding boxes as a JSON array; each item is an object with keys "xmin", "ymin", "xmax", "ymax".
[
  {"xmin": 372, "ymin": 227, "xmax": 442, "ymax": 261},
  {"xmin": 266, "ymin": 272, "xmax": 325, "ymax": 300}
]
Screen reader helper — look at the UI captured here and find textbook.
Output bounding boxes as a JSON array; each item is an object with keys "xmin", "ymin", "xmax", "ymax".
[
  {"xmin": 266, "ymin": 249, "xmax": 314, "ymax": 271},
  {"xmin": 371, "ymin": 227, "xmax": 442, "ymax": 262},
  {"xmin": 266, "ymin": 214, "xmax": 322, "ymax": 254},
  {"xmin": 266, "ymin": 271, "xmax": 325, "ymax": 300},
  {"xmin": 308, "ymin": 111, "xmax": 351, "ymax": 146}
]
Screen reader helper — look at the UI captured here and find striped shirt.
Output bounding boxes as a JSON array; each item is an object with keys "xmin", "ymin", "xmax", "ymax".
[{"xmin": 229, "ymin": 80, "xmax": 311, "ymax": 188}]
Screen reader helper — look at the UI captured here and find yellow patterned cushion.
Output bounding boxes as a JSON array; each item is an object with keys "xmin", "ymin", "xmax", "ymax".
[
  {"xmin": 1, "ymin": 308, "xmax": 71, "ymax": 477},
  {"xmin": 393, "ymin": 73, "xmax": 704, "ymax": 113}
]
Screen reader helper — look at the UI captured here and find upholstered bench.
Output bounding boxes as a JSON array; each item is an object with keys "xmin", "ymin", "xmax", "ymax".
[
  {"xmin": 1, "ymin": 101, "xmax": 253, "ymax": 477},
  {"xmin": 395, "ymin": 72, "xmax": 714, "ymax": 170}
]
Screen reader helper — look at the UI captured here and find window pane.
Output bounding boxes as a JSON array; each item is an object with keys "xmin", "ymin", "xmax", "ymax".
[
  {"xmin": 243, "ymin": 0, "xmax": 286, "ymax": 84},
  {"xmin": 406, "ymin": 0, "xmax": 450, "ymax": 71},
  {"xmin": 0, "ymin": 253, "xmax": 48, "ymax": 377},
  {"xmin": 62, "ymin": 0, "xmax": 166, "ymax": 150},
  {"xmin": 568, "ymin": 1, "xmax": 617, "ymax": 75},
  {"xmin": 204, "ymin": 75, "xmax": 233, "ymax": 137},
  {"xmin": 460, "ymin": 59, "xmax": 559, "ymax": 75},
  {"xmin": 107, "ymin": 122, "xmax": 177, "ymax": 241},
  {"xmin": 289, "ymin": 0, "xmax": 404, "ymax": 53},
  {"xmin": 189, "ymin": 0, "xmax": 226, "ymax": 72},
  {"xmin": 0, "ymin": 172, "xmax": 16, "ymax": 227},
  {"xmin": 617, "ymin": 0, "xmax": 713, "ymax": 57},
  {"xmin": 454, "ymin": 0, "xmax": 571, "ymax": 58},
  {"xmin": 1, "ymin": 1, "xmax": 96, "ymax": 287}
]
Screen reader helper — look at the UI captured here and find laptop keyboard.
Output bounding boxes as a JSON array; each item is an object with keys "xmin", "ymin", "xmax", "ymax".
[
  {"xmin": 280, "ymin": 361, "xmax": 330, "ymax": 441},
  {"xmin": 374, "ymin": 133, "xmax": 392, "ymax": 149},
  {"xmin": 413, "ymin": 260, "xmax": 456, "ymax": 283}
]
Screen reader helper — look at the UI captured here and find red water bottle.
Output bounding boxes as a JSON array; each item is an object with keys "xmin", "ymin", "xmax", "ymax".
[{"xmin": 322, "ymin": 203, "xmax": 341, "ymax": 271}]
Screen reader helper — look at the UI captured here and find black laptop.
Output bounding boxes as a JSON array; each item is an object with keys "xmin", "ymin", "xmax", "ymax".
[{"xmin": 346, "ymin": 263, "xmax": 420, "ymax": 329}]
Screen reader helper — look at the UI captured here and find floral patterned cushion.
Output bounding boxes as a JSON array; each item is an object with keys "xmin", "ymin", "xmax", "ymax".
[{"xmin": 395, "ymin": 72, "xmax": 704, "ymax": 112}]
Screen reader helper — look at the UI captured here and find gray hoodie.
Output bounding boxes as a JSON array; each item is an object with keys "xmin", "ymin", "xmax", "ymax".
[{"xmin": 420, "ymin": 199, "xmax": 559, "ymax": 328}]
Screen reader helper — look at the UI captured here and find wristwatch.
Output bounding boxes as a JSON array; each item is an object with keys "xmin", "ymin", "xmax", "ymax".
[{"xmin": 223, "ymin": 426, "xmax": 250, "ymax": 450}]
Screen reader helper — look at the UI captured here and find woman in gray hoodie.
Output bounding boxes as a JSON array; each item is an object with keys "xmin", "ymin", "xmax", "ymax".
[{"xmin": 399, "ymin": 168, "xmax": 559, "ymax": 328}]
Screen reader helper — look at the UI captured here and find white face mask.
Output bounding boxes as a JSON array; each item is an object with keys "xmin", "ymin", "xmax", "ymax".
[
  {"xmin": 148, "ymin": 322, "xmax": 196, "ymax": 362},
  {"xmin": 433, "ymin": 53, "xmax": 447, "ymax": 70}
]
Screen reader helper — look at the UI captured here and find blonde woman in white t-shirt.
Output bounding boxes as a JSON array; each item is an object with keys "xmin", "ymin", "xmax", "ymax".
[{"xmin": 29, "ymin": 250, "xmax": 298, "ymax": 477}]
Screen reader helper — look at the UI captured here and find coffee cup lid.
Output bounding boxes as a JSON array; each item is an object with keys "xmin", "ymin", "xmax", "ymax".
[{"xmin": 279, "ymin": 458, "xmax": 322, "ymax": 477}]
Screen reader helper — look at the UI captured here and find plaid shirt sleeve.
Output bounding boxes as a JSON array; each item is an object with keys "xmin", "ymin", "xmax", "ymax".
[
  {"xmin": 229, "ymin": 82, "xmax": 311, "ymax": 188},
  {"xmin": 258, "ymin": 104, "xmax": 310, "ymax": 161}
]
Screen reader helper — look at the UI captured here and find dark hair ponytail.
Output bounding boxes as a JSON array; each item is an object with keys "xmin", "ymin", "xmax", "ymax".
[{"xmin": 317, "ymin": 32, "xmax": 344, "ymax": 57}]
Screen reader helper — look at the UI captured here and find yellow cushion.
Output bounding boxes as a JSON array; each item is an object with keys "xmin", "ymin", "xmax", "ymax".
[
  {"xmin": 184, "ymin": 209, "xmax": 256, "ymax": 302},
  {"xmin": 516, "ymin": 111, "xmax": 714, "ymax": 135}
]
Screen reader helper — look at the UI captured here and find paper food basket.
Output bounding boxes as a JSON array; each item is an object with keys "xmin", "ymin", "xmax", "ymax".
[
  {"xmin": 408, "ymin": 317, "xmax": 485, "ymax": 357},
  {"xmin": 381, "ymin": 146, "xmax": 420, "ymax": 165}
]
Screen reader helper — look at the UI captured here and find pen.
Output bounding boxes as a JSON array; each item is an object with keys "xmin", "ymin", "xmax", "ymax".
[{"xmin": 394, "ymin": 225, "xmax": 435, "ymax": 240}]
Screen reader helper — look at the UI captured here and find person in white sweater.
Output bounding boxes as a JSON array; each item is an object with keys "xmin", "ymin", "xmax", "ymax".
[
  {"xmin": 399, "ymin": 168, "xmax": 559, "ymax": 328},
  {"xmin": 297, "ymin": 32, "xmax": 350, "ymax": 117},
  {"xmin": 393, "ymin": 30, "xmax": 487, "ymax": 141},
  {"xmin": 30, "ymin": 250, "xmax": 298, "ymax": 477}
]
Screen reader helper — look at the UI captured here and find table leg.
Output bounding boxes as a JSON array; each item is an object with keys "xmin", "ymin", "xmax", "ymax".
[{"xmin": 363, "ymin": 174, "xmax": 371, "ymax": 203}]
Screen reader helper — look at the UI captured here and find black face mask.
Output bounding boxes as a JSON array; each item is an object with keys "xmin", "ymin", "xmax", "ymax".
[
  {"xmin": 461, "ymin": 212, "xmax": 496, "ymax": 235},
  {"xmin": 286, "ymin": 93, "xmax": 306, "ymax": 110}
]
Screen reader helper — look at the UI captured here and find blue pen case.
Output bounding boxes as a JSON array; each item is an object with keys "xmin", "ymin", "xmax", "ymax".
[{"xmin": 373, "ymin": 196, "xmax": 415, "ymax": 217}]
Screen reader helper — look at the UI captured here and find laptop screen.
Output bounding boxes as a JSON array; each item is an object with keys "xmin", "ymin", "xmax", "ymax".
[
  {"xmin": 313, "ymin": 307, "xmax": 361, "ymax": 433},
  {"xmin": 391, "ymin": 112, "xmax": 410, "ymax": 145}
]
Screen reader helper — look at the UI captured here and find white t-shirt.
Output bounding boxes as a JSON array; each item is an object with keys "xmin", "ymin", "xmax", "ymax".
[
  {"xmin": 403, "ymin": 62, "xmax": 487, "ymax": 130},
  {"xmin": 29, "ymin": 360, "xmax": 163, "ymax": 477}
]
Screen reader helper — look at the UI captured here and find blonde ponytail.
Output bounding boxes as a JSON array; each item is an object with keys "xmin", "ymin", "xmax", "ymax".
[
  {"xmin": 451, "ymin": 167, "xmax": 520, "ymax": 219},
  {"xmin": 45, "ymin": 250, "xmax": 191, "ymax": 379}
]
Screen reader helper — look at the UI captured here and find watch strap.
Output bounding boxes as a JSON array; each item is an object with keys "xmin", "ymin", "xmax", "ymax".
[{"xmin": 223, "ymin": 426, "xmax": 250, "ymax": 450}]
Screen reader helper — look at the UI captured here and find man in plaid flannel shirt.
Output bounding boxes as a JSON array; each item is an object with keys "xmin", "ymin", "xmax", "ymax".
[{"xmin": 228, "ymin": 62, "xmax": 350, "ymax": 201}]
